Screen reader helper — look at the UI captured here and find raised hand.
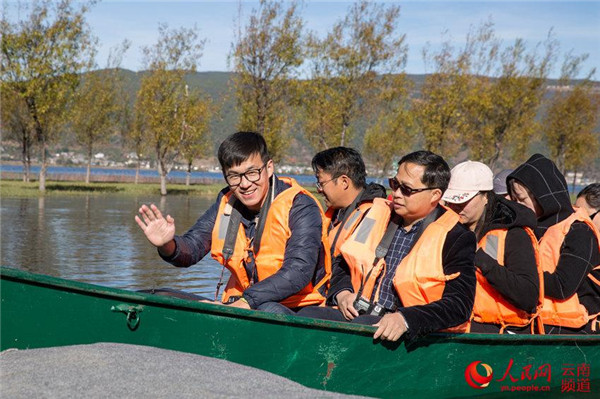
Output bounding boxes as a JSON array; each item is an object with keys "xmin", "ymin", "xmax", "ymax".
[{"xmin": 135, "ymin": 204, "xmax": 176, "ymax": 249}]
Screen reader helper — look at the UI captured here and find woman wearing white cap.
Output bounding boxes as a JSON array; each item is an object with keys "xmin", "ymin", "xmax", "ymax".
[{"xmin": 443, "ymin": 161, "xmax": 543, "ymax": 334}]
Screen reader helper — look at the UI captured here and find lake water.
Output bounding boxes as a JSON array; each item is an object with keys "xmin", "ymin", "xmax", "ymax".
[{"xmin": 0, "ymin": 194, "xmax": 226, "ymax": 298}]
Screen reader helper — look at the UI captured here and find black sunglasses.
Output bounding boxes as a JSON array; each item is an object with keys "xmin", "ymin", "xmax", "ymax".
[
  {"xmin": 591, "ymin": 209, "xmax": 600, "ymax": 220},
  {"xmin": 388, "ymin": 177, "xmax": 439, "ymax": 197}
]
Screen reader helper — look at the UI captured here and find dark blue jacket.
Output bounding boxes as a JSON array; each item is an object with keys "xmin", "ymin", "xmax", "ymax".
[{"xmin": 160, "ymin": 176, "xmax": 326, "ymax": 309}]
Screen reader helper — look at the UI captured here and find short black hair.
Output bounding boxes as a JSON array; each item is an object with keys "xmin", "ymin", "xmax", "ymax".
[
  {"xmin": 217, "ymin": 132, "xmax": 271, "ymax": 171},
  {"xmin": 577, "ymin": 183, "xmax": 600, "ymax": 209},
  {"xmin": 397, "ymin": 150, "xmax": 451, "ymax": 191},
  {"xmin": 311, "ymin": 147, "xmax": 367, "ymax": 189}
]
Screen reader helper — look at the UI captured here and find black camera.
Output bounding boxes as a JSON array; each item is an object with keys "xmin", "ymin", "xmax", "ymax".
[
  {"xmin": 225, "ymin": 296, "xmax": 241, "ymax": 304},
  {"xmin": 353, "ymin": 297, "xmax": 386, "ymax": 316}
]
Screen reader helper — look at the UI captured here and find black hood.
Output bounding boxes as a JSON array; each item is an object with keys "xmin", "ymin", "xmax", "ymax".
[
  {"xmin": 334, "ymin": 182, "xmax": 387, "ymax": 223},
  {"xmin": 358, "ymin": 182, "xmax": 387, "ymax": 203},
  {"xmin": 507, "ymin": 153, "xmax": 573, "ymax": 238},
  {"xmin": 479, "ymin": 194, "xmax": 537, "ymax": 238}
]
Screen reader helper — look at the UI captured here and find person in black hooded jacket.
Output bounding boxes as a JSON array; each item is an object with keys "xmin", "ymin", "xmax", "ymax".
[
  {"xmin": 508, "ymin": 154, "xmax": 600, "ymax": 334},
  {"xmin": 443, "ymin": 161, "xmax": 542, "ymax": 334}
]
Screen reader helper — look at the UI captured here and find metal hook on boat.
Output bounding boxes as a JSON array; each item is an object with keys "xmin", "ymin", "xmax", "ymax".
[{"xmin": 111, "ymin": 304, "xmax": 144, "ymax": 331}]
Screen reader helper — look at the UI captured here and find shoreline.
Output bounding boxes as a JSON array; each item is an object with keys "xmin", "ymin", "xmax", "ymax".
[{"xmin": 0, "ymin": 176, "xmax": 321, "ymax": 197}]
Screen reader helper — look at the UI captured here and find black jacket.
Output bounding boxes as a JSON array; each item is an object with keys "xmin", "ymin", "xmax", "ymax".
[
  {"xmin": 509, "ymin": 154, "xmax": 600, "ymax": 316},
  {"xmin": 475, "ymin": 195, "xmax": 539, "ymax": 313},
  {"xmin": 328, "ymin": 183, "xmax": 387, "ymax": 232},
  {"xmin": 160, "ymin": 176, "xmax": 326, "ymax": 309}
]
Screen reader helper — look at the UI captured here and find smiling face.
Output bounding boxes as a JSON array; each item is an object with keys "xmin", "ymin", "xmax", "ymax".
[
  {"xmin": 224, "ymin": 153, "xmax": 274, "ymax": 212},
  {"xmin": 391, "ymin": 162, "xmax": 442, "ymax": 227},
  {"xmin": 315, "ymin": 170, "xmax": 340, "ymax": 209}
]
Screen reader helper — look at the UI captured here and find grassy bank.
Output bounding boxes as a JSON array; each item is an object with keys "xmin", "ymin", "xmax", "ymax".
[
  {"xmin": 0, "ymin": 179, "xmax": 321, "ymax": 197},
  {"xmin": 0, "ymin": 179, "xmax": 227, "ymax": 197}
]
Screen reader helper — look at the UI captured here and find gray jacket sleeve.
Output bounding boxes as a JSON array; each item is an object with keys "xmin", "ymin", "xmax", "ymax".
[{"xmin": 159, "ymin": 190, "xmax": 226, "ymax": 267}]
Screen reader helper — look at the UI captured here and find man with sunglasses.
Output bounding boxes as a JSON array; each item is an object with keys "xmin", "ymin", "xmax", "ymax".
[
  {"xmin": 300, "ymin": 150, "xmax": 477, "ymax": 342},
  {"xmin": 136, "ymin": 131, "xmax": 330, "ymax": 314}
]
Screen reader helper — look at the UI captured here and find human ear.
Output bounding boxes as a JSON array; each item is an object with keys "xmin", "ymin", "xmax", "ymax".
[
  {"xmin": 340, "ymin": 175, "xmax": 350, "ymax": 189},
  {"xmin": 431, "ymin": 188, "xmax": 443, "ymax": 204}
]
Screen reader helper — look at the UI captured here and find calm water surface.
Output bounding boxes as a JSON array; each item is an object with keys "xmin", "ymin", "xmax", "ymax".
[{"xmin": 1, "ymin": 194, "xmax": 225, "ymax": 297}]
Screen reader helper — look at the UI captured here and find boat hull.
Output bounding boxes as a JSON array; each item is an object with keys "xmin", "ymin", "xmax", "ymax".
[{"xmin": 2, "ymin": 267, "xmax": 599, "ymax": 398}]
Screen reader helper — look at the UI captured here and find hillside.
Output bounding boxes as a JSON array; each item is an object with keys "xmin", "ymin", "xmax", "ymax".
[{"xmin": 4, "ymin": 69, "xmax": 599, "ymax": 178}]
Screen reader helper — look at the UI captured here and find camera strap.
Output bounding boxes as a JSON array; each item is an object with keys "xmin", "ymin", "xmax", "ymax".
[
  {"xmin": 328, "ymin": 189, "xmax": 364, "ymax": 260},
  {"xmin": 406, "ymin": 206, "xmax": 443, "ymax": 254},
  {"xmin": 215, "ymin": 194, "xmax": 243, "ymax": 301},
  {"xmin": 354, "ymin": 206, "xmax": 445, "ymax": 307},
  {"xmin": 355, "ymin": 213, "xmax": 401, "ymax": 301},
  {"xmin": 252, "ymin": 174, "xmax": 275, "ymax": 256}
]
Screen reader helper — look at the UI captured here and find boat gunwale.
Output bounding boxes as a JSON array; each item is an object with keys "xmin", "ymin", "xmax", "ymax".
[{"xmin": 3, "ymin": 266, "xmax": 600, "ymax": 345}]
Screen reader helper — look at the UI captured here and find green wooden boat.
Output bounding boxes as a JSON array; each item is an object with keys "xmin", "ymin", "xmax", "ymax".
[{"xmin": 2, "ymin": 266, "xmax": 599, "ymax": 398}]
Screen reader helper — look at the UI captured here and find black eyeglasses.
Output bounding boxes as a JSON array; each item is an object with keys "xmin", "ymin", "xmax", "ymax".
[
  {"xmin": 591, "ymin": 209, "xmax": 600, "ymax": 220},
  {"xmin": 315, "ymin": 177, "xmax": 337, "ymax": 190},
  {"xmin": 388, "ymin": 177, "xmax": 438, "ymax": 196},
  {"xmin": 225, "ymin": 164, "xmax": 266, "ymax": 187}
]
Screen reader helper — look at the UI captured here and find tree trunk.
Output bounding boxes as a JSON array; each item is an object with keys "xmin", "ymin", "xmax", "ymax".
[
  {"xmin": 135, "ymin": 162, "xmax": 140, "ymax": 185},
  {"xmin": 186, "ymin": 162, "xmax": 192, "ymax": 186},
  {"xmin": 572, "ymin": 169, "xmax": 577, "ymax": 195},
  {"xmin": 158, "ymin": 158, "xmax": 168, "ymax": 196},
  {"xmin": 340, "ymin": 123, "xmax": 347, "ymax": 147},
  {"xmin": 488, "ymin": 142, "xmax": 501, "ymax": 172},
  {"xmin": 160, "ymin": 172, "xmax": 167, "ymax": 196},
  {"xmin": 39, "ymin": 139, "xmax": 47, "ymax": 192},
  {"xmin": 21, "ymin": 129, "xmax": 31, "ymax": 182},
  {"xmin": 85, "ymin": 151, "xmax": 92, "ymax": 184},
  {"xmin": 22, "ymin": 156, "xmax": 31, "ymax": 183}
]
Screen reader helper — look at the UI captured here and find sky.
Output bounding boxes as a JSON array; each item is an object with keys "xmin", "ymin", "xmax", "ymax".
[{"xmin": 6, "ymin": 1, "xmax": 600, "ymax": 79}]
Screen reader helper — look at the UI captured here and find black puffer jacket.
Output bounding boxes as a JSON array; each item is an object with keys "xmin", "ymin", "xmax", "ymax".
[
  {"xmin": 475, "ymin": 195, "xmax": 539, "ymax": 313},
  {"xmin": 508, "ymin": 154, "xmax": 600, "ymax": 317},
  {"xmin": 160, "ymin": 175, "xmax": 326, "ymax": 309}
]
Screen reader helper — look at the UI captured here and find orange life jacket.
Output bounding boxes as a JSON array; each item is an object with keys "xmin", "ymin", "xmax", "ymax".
[
  {"xmin": 338, "ymin": 198, "xmax": 393, "ymax": 300},
  {"xmin": 341, "ymin": 201, "xmax": 470, "ymax": 333},
  {"xmin": 539, "ymin": 207, "xmax": 600, "ymax": 328},
  {"xmin": 324, "ymin": 200, "xmax": 374, "ymax": 259},
  {"xmin": 392, "ymin": 208, "xmax": 470, "ymax": 333},
  {"xmin": 471, "ymin": 227, "xmax": 544, "ymax": 333},
  {"xmin": 211, "ymin": 177, "xmax": 331, "ymax": 308}
]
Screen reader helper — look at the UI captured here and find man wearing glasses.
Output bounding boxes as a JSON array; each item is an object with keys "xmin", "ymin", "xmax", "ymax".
[
  {"xmin": 136, "ymin": 131, "xmax": 330, "ymax": 314},
  {"xmin": 300, "ymin": 150, "xmax": 476, "ymax": 342},
  {"xmin": 297, "ymin": 147, "xmax": 386, "ymax": 320}
]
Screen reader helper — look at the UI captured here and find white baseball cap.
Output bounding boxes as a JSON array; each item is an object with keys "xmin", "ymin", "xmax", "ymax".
[{"xmin": 443, "ymin": 161, "xmax": 494, "ymax": 204}]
